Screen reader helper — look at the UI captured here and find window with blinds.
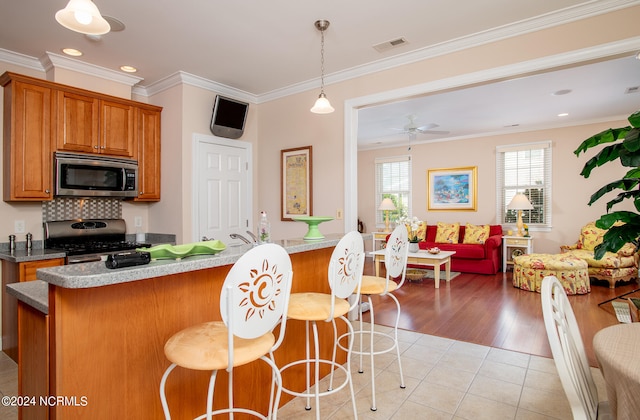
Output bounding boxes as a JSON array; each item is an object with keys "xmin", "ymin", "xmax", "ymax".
[
  {"xmin": 496, "ymin": 141, "xmax": 552, "ymax": 229},
  {"xmin": 375, "ymin": 155, "xmax": 412, "ymax": 227}
]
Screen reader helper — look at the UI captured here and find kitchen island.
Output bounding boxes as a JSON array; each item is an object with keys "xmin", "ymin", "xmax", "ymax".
[{"xmin": 10, "ymin": 234, "xmax": 358, "ymax": 419}]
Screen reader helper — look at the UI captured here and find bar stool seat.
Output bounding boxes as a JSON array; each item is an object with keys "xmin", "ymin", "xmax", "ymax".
[
  {"xmin": 164, "ymin": 321, "xmax": 275, "ymax": 370},
  {"xmin": 288, "ymin": 292, "xmax": 351, "ymax": 320},
  {"xmin": 360, "ymin": 277, "xmax": 399, "ymax": 295}
]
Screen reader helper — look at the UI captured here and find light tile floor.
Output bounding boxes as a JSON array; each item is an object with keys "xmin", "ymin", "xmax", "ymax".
[
  {"xmin": 277, "ymin": 322, "xmax": 608, "ymax": 420},
  {"xmin": 0, "ymin": 322, "xmax": 607, "ymax": 419}
]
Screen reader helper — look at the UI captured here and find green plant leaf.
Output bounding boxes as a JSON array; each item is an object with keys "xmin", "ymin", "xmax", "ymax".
[
  {"xmin": 574, "ymin": 127, "xmax": 630, "ymax": 157},
  {"xmin": 588, "ymin": 179, "xmax": 640, "ymax": 206},
  {"xmin": 604, "ymin": 190, "xmax": 640, "ymax": 212},
  {"xmin": 622, "ymin": 127, "xmax": 640, "ymax": 152},
  {"xmin": 629, "ymin": 110, "xmax": 640, "ymax": 128},
  {"xmin": 579, "ymin": 143, "xmax": 624, "ymax": 178}
]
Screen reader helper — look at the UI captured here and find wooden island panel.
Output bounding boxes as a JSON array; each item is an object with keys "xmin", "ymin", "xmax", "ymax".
[{"xmin": 44, "ymin": 246, "xmax": 340, "ymax": 419}]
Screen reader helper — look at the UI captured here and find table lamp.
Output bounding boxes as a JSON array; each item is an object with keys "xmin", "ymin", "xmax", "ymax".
[
  {"xmin": 507, "ymin": 193, "xmax": 534, "ymax": 237},
  {"xmin": 378, "ymin": 198, "xmax": 396, "ymax": 233}
]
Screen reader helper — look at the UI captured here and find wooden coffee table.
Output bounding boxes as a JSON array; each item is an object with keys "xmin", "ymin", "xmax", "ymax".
[{"xmin": 370, "ymin": 249, "xmax": 456, "ymax": 288}]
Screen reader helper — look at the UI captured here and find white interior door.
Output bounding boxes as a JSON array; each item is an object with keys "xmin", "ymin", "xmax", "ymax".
[{"xmin": 193, "ymin": 133, "xmax": 252, "ymax": 244}]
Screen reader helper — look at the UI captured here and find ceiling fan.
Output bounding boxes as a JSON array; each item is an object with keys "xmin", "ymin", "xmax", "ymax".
[{"xmin": 393, "ymin": 115, "xmax": 449, "ymax": 140}]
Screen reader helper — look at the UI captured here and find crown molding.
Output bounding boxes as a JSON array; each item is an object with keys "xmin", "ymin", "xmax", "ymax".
[
  {"xmin": 41, "ymin": 52, "xmax": 143, "ymax": 87},
  {"xmin": 0, "ymin": 48, "xmax": 42, "ymax": 71},
  {"xmin": 137, "ymin": 71, "xmax": 257, "ymax": 103}
]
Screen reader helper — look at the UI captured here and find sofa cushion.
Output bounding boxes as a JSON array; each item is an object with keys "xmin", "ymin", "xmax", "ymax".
[
  {"xmin": 563, "ymin": 248, "xmax": 637, "ymax": 269},
  {"xmin": 435, "ymin": 222, "xmax": 460, "ymax": 243},
  {"xmin": 579, "ymin": 221, "xmax": 606, "ymax": 251},
  {"xmin": 463, "ymin": 223, "xmax": 490, "ymax": 244}
]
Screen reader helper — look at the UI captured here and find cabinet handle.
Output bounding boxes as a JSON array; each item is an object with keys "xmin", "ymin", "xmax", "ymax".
[
  {"xmin": 45, "ymin": 189, "xmax": 50, "ymax": 194},
  {"xmin": 100, "ymin": 146, "xmax": 105, "ymax": 149},
  {"xmin": 94, "ymin": 145, "xmax": 99, "ymax": 149}
]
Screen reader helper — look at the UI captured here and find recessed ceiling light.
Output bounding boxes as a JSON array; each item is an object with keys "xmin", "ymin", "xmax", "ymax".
[
  {"xmin": 62, "ymin": 48, "xmax": 83, "ymax": 57},
  {"xmin": 558, "ymin": 113, "xmax": 569, "ymax": 117},
  {"xmin": 552, "ymin": 89, "xmax": 572, "ymax": 96},
  {"xmin": 120, "ymin": 65, "xmax": 137, "ymax": 73}
]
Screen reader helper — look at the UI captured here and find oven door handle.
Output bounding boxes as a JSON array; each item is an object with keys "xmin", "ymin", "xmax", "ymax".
[{"xmin": 67, "ymin": 254, "xmax": 104, "ymax": 264}]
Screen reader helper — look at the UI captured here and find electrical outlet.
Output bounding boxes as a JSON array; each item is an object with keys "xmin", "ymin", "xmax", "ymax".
[
  {"xmin": 14, "ymin": 220, "xmax": 25, "ymax": 233},
  {"xmin": 134, "ymin": 216, "xmax": 143, "ymax": 228},
  {"xmin": 336, "ymin": 209, "xmax": 343, "ymax": 220}
]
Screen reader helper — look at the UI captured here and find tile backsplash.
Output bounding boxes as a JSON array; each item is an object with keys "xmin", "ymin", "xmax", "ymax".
[{"xmin": 42, "ymin": 198, "xmax": 122, "ymax": 222}]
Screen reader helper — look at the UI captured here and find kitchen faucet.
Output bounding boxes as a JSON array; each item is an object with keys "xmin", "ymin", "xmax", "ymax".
[{"xmin": 229, "ymin": 232, "xmax": 256, "ymax": 245}]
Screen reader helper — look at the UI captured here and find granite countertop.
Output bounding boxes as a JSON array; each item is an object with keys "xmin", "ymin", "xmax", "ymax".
[
  {"xmin": 6, "ymin": 280, "xmax": 48, "ymax": 314},
  {"xmin": 35, "ymin": 234, "xmax": 352, "ymax": 289},
  {"xmin": 0, "ymin": 248, "xmax": 67, "ymax": 263}
]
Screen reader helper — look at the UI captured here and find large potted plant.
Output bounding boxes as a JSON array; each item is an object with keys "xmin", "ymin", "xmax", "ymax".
[{"xmin": 574, "ymin": 110, "xmax": 640, "ymax": 258}]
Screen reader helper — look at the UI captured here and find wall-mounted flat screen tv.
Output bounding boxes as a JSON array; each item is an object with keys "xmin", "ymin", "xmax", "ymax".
[{"xmin": 210, "ymin": 95, "xmax": 249, "ymax": 139}]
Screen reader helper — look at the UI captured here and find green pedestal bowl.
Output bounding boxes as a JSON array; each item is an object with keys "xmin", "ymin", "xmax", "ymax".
[{"xmin": 291, "ymin": 216, "xmax": 334, "ymax": 240}]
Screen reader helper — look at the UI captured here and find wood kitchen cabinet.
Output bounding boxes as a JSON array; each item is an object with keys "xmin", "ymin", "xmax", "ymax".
[
  {"xmin": 135, "ymin": 106, "xmax": 162, "ymax": 201},
  {"xmin": 1, "ymin": 75, "xmax": 54, "ymax": 201},
  {"xmin": 2, "ymin": 258, "xmax": 64, "ymax": 362},
  {"xmin": 2, "ymin": 71, "xmax": 163, "ymax": 202},
  {"xmin": 57, "ymin": 91, "xmax": 135, "ymax": 158}
]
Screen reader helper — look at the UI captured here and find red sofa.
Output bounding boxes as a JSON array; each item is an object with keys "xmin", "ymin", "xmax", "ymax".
[{"xmin": 415, "ymin": 224, "xmax": 503, "ymax": 274}]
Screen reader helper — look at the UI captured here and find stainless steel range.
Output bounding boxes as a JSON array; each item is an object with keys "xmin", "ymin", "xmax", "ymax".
[{"xmin": 44, "ymin": 219, "xmax": 150, "ymax": 264}]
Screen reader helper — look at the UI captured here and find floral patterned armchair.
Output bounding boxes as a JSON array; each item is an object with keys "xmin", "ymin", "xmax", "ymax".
[{"xmin": 560, "ymin": 221, "xmax": 639, "ymax": 288}]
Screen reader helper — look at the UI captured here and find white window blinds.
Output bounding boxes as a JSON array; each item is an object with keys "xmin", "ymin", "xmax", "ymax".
[
  {"xmin": 375, "ymin": 155, "xmax": 412, "ymax": 227},
  {"xmin": 496, "ymin": 141, "xmax": 552, "ymax": 229}
]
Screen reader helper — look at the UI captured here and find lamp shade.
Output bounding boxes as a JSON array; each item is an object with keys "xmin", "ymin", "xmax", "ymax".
[
  {"xmin": 507, "ymin": 193, "xmax": 534, "ymax": 210},
  {"xmin": 378, "ymin": 198, "xmax": 396, "ymax": 211},
  {"xmin": 55, "ymin": 0, "xmax": 110, "ymax": 35},
  {"xmin": 310, "ymin": 93, "xmax": 334, "ymax": 114}
]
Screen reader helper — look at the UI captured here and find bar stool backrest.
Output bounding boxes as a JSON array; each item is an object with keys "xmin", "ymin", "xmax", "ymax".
[
  {"xmin": 220, "ymin": 243, "xmax": 293, "ymax": 340},
  {"xmin": 329, "ymin": 231, "xmax": 365, "ymax": 301},
  {"xmin": 541, "ymin": 276, "xmax": 599, "ymax": 420},
  {"xmin": 384, "ymin": 225, "xmax": 409, "ymax": 281}
]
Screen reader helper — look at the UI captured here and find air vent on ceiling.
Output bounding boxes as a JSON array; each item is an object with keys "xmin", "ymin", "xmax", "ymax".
[
  {"xmin": 373, "ymin": 37, "xmax": 408, "ymax": 53},
  {"xmin": 625, "ymin": 86, "xmax": 640, "ymax": 94}
]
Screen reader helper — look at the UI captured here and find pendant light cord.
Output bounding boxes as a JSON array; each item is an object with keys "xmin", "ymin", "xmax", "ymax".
[{"xmin": 319, "ymin": 28, "xmax": 326, "ymax": 95}]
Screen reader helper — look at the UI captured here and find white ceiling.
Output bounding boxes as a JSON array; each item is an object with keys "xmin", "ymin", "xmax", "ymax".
[{"xmin": 1, "ymin": 0, "xmax": 639, "ymax": 149}]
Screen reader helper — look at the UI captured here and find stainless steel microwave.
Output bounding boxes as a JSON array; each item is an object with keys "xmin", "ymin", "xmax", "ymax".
[{"xmin": 54, "ymin": 152, "xmax": 138, "ymax": 198}]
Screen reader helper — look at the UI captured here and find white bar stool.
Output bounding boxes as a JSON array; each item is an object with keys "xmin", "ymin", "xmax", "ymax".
[
  {"xmin": 278, "ymin": 231, "xmax": 365, "ymax": 419},
  {"xmin": 341, "ymin": 224, "xmax": 409, "ymax": 411},
  {"xmin": 159, "ymin": 243, "xmax": 293, "ymax": 419}
]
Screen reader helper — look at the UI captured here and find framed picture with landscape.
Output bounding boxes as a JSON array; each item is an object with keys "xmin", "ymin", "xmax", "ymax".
[
  {"xmin": 281, "ymin": 146, "xmax": 313, "ymax": 220},
  {"xmin": 427, "ymin": 166, "xmax": 477, "ymax": 211}
]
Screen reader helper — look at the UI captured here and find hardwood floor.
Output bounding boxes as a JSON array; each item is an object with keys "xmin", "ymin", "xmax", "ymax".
[{"xmin": 361, "ymin": 260, "xmax": 640, "ymax": 367}]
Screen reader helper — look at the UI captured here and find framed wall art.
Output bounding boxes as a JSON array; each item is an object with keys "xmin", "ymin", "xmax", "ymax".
[
  {"xmin": 427, "ymin": 166, "xmax": 477, "ymax": 211},
  {"xmin": 281, "ymin": 146, "xmax": 313, "ymax": 220}
]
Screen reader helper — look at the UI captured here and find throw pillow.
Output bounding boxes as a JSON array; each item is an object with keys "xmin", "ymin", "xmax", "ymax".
[
  {"xmin": 579, "ymin": 221, "xmax": 605, "ymax": 251},
  {"xmin": 416, "ymin": 222, "xmax": 427, "ymax": 241},
  {"xmin": 463, "ymin": 223, "xmax": 490, "ymax": 244},
  {"xmin": 435, "ymin": 222, "xmax": 460, "ymax": 243}
]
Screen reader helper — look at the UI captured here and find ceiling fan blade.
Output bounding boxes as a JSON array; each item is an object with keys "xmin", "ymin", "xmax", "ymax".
[
  {"xmin": 419, "ymin": 130, "xmax": 450, "ymax": 135},
  {"xmin": 416, "ymin": 123, "xmax": 439, "ymax": 131}
]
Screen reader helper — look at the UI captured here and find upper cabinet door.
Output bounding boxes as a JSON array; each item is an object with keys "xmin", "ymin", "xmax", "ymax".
[
  {"xmin": 135, "ymin": 107, "xmax": 161, "ymax": 201},
  {"xmin": 4, "ymin": 80, "xmax": 54, "ymax": 201},
  {"xmin": 99, "ymin": 100, "xmax": 135, "ymax": 158},
  {"xmin": 56, "ymin": 91, "xmax": 99, "ymax": 154}
]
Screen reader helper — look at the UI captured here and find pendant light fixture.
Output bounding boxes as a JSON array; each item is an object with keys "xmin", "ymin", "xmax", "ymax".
[
  {"xmin": 310, "ymin": 19, "xmax": 334, "ymax": 114},
  {"xmin": 55, "ymin": 0, "xmax": 110, "ymax": 35}
]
